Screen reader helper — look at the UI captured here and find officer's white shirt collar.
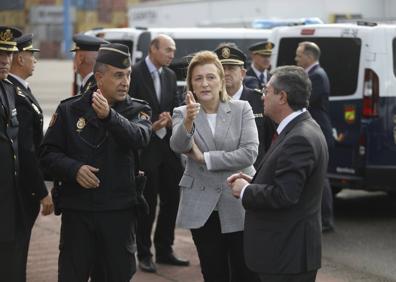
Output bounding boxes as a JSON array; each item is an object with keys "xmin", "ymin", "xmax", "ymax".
[
  {"xmin": 304, "ymin": 62, "xmax": 319, "ymax": 74},
  {"xmin": 277, "ymin": 108, "xmax": 307, "ymax": 135},
  {"xmin": 8, "ymin": 73, "xmax": 29, "ymax": 90},
  {"xmin": 145, "ymin": 56, "xmax": 163, "ymax": 74},
  {"xmin": 250, "ymin": 63, "xmax": 267, "ymax": 78},
  {"xmin": 230, "ymin": 84, "xmax": 243, "ymax": 100},
  {"xmin": 81, "ymin": 72, "xmax": 93, "ymax": 88}
]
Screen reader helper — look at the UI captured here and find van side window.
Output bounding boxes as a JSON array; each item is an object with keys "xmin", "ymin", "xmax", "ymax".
[
  {"xmin": 277, "ymin": 37, "xmax": 361, "ymax": 96},
  {"xmin": 393, "ymin": 38, "xmax": 396, "ymax": 77}
]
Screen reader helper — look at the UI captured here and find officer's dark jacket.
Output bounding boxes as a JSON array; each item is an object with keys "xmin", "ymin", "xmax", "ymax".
[
  {"xmin": 0, "ymin": 79, "xmax": 21, "ymax": 242},
  {"xmin": 39, "ymin": 91, "xmax": 152, "ymax": 211},
  {"xmin": 240, "ymin": 87, "xmax": 276, "ymax": 167},
  {"xmin": 7, "ymin": 75, "xmax": 48, "ymax": 211}
]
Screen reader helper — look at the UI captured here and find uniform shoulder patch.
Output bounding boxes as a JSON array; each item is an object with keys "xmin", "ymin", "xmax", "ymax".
[
  {"xmin": 138, "ymin": 111, "xmax": 150, "ymax": 120},
  {"xmin": 49, "ymin": 112, "xmax": 58, "ymax": 127}
]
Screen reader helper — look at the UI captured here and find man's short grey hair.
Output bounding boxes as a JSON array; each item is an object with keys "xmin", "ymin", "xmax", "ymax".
[
  {"xmin": 270, "ymin": 65, "xmax": 312, "ymax": 111},
  {"xmin": 299, "ymin": 41, "xmax": 321, "ymax": 61},
  {"xmin": 93, "ymin": 61, "xmax": 108, "ymax": 74}
]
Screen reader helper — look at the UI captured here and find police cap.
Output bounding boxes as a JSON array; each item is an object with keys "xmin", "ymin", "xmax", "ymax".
[
  {"xmin": 214, "ymin": 46, "xmax": 246, "ymax": 66},
  {"xmin": 0, "ymin": 26, "xmax": 22, "ymax": 52},
  {"xmin": 16, "ymin": 33, "xmax": 40, "ymax": 52},
  {"xmin": 70, "ymin": 34, "xmax": 108, "ymax": 52},
  {"xmin": 248, "ymin": 41, "xmax": 275, "ymax": 56},
  {"xmin": 96, "ymin": 43, "xmax": 131, "ymax": 69}
]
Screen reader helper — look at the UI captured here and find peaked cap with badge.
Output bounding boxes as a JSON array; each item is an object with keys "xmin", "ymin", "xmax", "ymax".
[
  {"xmin": 16, "ymin": 33, "xmax": 40, "ymax": 52},
  {"xmin": 70, "ymin": 34, "xmax": 109, "ymax": 52},
  {"xmin": 96, "ymin": 43, "xmax": 131, "ymax": 69},
  {"xmin": 0, "ymin": 26, "xmax": 22, "ymax": 52},
  {"xmin": 214, "ymin": 45, "xmax": 246, "ymax": 65},
  {"xmin": 248, "ymin": 40, "xmax": 275, "ymax": 56}
]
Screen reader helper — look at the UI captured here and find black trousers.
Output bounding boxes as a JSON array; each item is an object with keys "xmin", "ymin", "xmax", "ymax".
[
  {"xmin": 136, "ymin": 147, "xmax": 183, "ymax": 259},
  {"xmin": 259, "ymin": 270, "xmax": 317, "ymax": 282},
  {"xmin": 0, "ymin": 199, "xmax": 39, "ymax": 282},
  {"xmin": 191, "ymin": 212, "xmax": 260, "ymax": 282},
  {"xmin": 58, "ymin": 209, "xmax": 137, "ymax": 282}
]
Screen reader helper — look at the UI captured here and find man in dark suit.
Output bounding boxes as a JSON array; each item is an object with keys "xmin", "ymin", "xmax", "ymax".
[
  {"xmin": 228, "ymin": 65, "xmax": 328, "ymax": 282},
  {"xmin": 129, "ymin": 34, "xmax": 188, "ymax": 272},
  {"xmin": 8, "ymin": 33, "xmax": 53, "ymax": 281},
  {"xmin": 70, "ymin": 34, "xmax": 108, "ymax": 95},
  {"xmin": 295, "ymin": 41, "xmax": 335, "ymax": 232},
  {"xmin": 214, "ymin": 44, "xmax": 275, "ymax": 167},
  {"xmin": 245, "ymin": 41, "xmax": 274, "ymax": 90}
]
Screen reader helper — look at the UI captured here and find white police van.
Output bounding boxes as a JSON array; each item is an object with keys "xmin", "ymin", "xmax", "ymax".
[
  {"xmin": 85, "ymin": 27, "xmax": 271, "ymax": 91},
  {"xmin": 269, "ymin": 22, "xmax": 396, "ymax": 194}
]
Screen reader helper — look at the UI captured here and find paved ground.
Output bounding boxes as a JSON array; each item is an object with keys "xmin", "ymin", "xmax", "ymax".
[{"xmin": 27, "ymin": 212, "xmax": 344, "ymax": 282}]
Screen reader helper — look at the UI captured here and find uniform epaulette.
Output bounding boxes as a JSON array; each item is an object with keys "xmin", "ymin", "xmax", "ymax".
[
  {"xmin": 253, "ymin": 89, "xmax": 263, "ymax": 96},
  {"xmin": 15, "ymin": 86, "xmax": 26, "ymax": 97},
  {"xmin": 3, "ymin": 78, "xmax": 13, "ymax": 85},
  {"xmin": 60, "ymin": 94, "xmax": 82, "ymax": 104},
  {"xmin": 131, "ymin": 97, "xmax": 149, "ymax": 105}
]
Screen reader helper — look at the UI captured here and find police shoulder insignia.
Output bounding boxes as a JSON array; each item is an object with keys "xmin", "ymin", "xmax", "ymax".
[
  {"xmin": 138, "ymin": 111, "xmax": 150, "ymax": 120},
  {"xmin": 49, "ymin": 112, "xmax": 58, "ymax": 127},
  {"xmin": 76, "ymin": 117, "xmax": 86, "ymax": 131}
]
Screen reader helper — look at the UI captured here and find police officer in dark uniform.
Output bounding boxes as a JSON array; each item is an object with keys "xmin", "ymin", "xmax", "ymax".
[
  {"xmin": 70, "ymin": 34, "xmax": 108, "ymax": 95},
  {"xmin": 8, "ymin": 33, "xmax": 53, "ymax": 282},
  {"xmin": 214, "ymin": 44, "xmax": 276, "ymax": 167},
  {"xmin": 245, "ymin": 41, "xmax": 274, "ymax": 90},
  {"xmin": 0, "ymin": 25, "xmax": 26, "ymax": 282},
  {"xmin": 40, "ymin": 43, "xmax": 152, "ymax": 282}
]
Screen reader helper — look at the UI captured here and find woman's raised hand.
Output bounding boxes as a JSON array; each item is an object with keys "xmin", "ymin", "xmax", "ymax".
[{"xmin": 184, "ymin": 91, "xmax": 200, "ymax": 133}]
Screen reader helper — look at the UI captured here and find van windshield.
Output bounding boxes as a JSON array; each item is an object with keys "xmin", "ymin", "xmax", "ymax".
[
  {"xmin": 277, "ymin": 37, "xmax": 361, "ymax": 96},
  {"xmin": 170, "ymin": 38, "xmax": 267, "ymax": 82}
]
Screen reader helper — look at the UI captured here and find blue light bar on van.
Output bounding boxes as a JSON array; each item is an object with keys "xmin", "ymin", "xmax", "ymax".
[{"xmin": 252, "ymin": 17, "xmax": 323, "ymax": 29}]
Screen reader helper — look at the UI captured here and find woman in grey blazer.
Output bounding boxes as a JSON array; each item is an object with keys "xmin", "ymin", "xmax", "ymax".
[{"xmin": 170, "ymin": 51, "xmax": 259, "ymax": 282}]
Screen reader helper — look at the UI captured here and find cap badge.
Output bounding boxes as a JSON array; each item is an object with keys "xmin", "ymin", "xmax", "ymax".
[
  {"xmin": 0, "ymin": 29, "xmax": 13, "ymax": 42},
  {"xmin": 221, "ymin": 47, "xmax": 230, "ymax": 59},
  {"xmin": 123, "ymin": 58, "xmax": 130, "ymax": 67},
  {"xmin": 76, "ymin": 117, "xmax": 86, "ymax": 131},
  {"xmin": 265, "ymin": 43, "xmax": 272, "ymax": 50}
]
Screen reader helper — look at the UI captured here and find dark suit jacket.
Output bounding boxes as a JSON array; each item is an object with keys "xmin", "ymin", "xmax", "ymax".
[
  {"xmin": 129, "ymin": 59, "xmax": 180, "ymax": 169},
  {"xmin": 307, "ymin": 64, "xmax": 334, "ymax": 148},
  {"xmin": 8, "ymin": 75, "xmax": 48, "ymax": 228},
  {"xmin": 240, "ymin": 87, "xmax": 276, "ymax": 166},
  {"xmin": 242, "ymin": 111, "xmax": 328, "ymax": 274}
]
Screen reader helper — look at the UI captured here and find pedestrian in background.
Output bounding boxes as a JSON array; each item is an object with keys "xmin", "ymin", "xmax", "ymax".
[
  {"xmin": 228, "ymin": 65, "xmax": 328, "ymax": 282},
  {"xmin": 295, "ymin": 41, "xmax": 335, "ymax": 232},
  {"xmin": 170, "ymin": 50, "xmax": 259, "ymax": 282},
  {"xmin": 8, "ymin": 33, "xmax": 53, "ymax": 282},
  {"xmin": 214, "ymin": 43, "xmax": 276, "ymax": 167},
  {"xmin": 129, "ymin": 34, "xmax": 189, "ymax": 273},
  {"xmin": 40, "ymin": 43, "xmax": 152, "ymax": 282},
  {"xmin": 245, "ymin": 41, "xmax": 274, "ymax": 90}
]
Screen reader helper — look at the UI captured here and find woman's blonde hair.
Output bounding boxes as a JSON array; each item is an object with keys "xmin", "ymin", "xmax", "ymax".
[{"xmin": 186, "ymin": 50, "xmax": 229, "ymax": 102}]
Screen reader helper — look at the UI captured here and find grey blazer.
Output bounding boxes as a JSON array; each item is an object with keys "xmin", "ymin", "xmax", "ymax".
[{"xmin": 170, "ymin": 99, "xmax": 259, "ymax": 233}]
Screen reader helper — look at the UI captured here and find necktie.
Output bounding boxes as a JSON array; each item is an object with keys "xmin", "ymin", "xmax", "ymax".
[
  {"xmin": 259, "ymin": 72, "xmax": 265, "ymax": 87},
  {"xmin": 152, "ymin": 70, "xmax": 161, "ymax": 102}
]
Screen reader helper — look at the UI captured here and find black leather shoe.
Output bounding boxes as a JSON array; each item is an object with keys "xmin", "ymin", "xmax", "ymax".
[
  {"xmin": 156, "ymin": 253, "xmax": 190, "ymax": 266},
  {"xmin": 138, "ymin": 257, "xmax": 157, "ymax": 273}
]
